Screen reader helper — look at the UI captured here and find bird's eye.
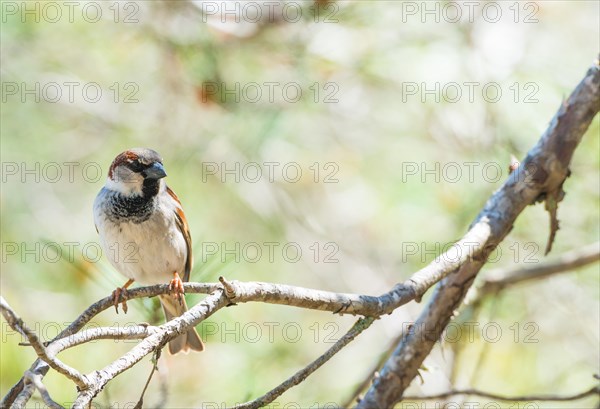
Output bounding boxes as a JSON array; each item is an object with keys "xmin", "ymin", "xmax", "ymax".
[{"xmin": 128, "ymin": 160, "xmax": 145, "ymax": 173}]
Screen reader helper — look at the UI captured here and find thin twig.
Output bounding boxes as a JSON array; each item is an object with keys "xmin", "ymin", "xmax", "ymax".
[
  {"xmin": 235, "ymin": 317, "xmax": 376, "ymax": 409},
  {"xmin": 478, "ymin": 241, "xmax": 600, "ymax": 296},
  {"xmin": 219, "ymin": 276, "xmax": 237, "ymax": 299},
  {"xmin": 134, "ymin": 349, "xmax": 163, "ymax": 409},
  {"xmin": 403, "ymin": 385, "xmax": 600, "ymax": 402}
]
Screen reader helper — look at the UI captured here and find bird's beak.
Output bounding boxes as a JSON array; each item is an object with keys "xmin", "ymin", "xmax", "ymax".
[{"xmin": 144, "ymin": 162, "xmax": 167, "ymax": 179}]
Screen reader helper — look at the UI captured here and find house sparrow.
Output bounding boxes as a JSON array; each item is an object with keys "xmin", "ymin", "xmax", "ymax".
[{"xmin": 93, "ymin": 148, "xmax": 204, "ymax": 354}]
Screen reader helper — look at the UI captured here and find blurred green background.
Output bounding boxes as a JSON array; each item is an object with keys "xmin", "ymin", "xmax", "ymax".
[{"xmin": 1, "ymin": 1, "xmax": 599, "ymax": 407}]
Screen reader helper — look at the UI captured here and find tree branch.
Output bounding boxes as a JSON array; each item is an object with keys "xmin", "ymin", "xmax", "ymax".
[
  {"xmin": 1, "ymin": 283, "xmax": 218, "ymax": 408},
  {"xmin": 10, "ymin": 238, "xmax": 592, "ymax": 407},
  {"xmin": 357, "ymin": 60, "xmax": 600, "ymax": 408},
  {"xmin": 47, "ymin": 325, "xmax": 159, "ymax": 355},
  {"xmin": 478, "ymin": 241, "xmax": 600, "ymax": 295},
  {"xmin": 345, "ymin": 242, "xmax": 600, "ymax": 407},
  {"xmin": 3, "ymin": 231, "xmax": 498, "ymax": 408},
  {"xmin": 3, "ymin": 268, "xmax": 445, "ymax": 408}
]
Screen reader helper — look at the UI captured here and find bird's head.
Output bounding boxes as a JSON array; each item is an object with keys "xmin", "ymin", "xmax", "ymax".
[{"xmin": 105, "ymin": 148, "xmax": 167, "ymax": 197}]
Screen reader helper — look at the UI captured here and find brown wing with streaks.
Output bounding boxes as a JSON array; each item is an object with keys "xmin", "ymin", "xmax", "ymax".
[{"xmin": 167, "ymin": 186, "xmax": 193, "ymax": 282}]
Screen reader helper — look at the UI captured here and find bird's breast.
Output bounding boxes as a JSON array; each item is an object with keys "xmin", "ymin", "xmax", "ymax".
[{"xmin": 94, "ymin": 190, "xmax": 187, "ymax": 284}]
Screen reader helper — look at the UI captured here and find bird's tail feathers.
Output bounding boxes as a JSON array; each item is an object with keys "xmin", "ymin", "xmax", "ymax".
[{"xmin": 159, "ymin": 294, "xmax": 204, "ymax": 354}]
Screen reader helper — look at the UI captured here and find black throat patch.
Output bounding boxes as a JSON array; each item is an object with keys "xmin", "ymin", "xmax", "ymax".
[
  {"xmin": 105, "ymin": 179, "xmax": 160, "ymax": 224},
  {"xmin": 142, "ymin": 178, "xmax": 160, "ymax": 198}
]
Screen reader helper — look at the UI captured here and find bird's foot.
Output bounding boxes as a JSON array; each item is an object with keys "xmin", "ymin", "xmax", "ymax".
[
  {"xmin": 112, "ymin": 286, "xmax": 130, "ymax": 314},
  {"xmin": 169, "ymin": 272, "xmax": 185, "ymax": 305}
]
